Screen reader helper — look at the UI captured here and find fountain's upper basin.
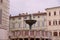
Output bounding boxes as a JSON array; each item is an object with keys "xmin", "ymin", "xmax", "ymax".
[{"xmin": 25, "ymin": 20, "xmax": 36, "ymax": 25}]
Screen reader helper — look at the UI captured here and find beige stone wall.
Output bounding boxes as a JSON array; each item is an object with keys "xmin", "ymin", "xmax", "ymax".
[
  {"xmin": 46, "ymin": 7, "xmax": 60, "ymax": 30},
  {"xmin": 10, "ymin": 6, "xmax": 60, "ymax": 40},
  {"xmin": 10, "ymin": 14, "xmax": 47, "ymax": 30},
  {"xmin": 46, "ymin": 7, "xmax": 60, "ymax": 40},
  {"xmin": 0, "ymin": 29, "xmax": 8, "ymax": 40},
  {"xmin": 0, "ymin": 0, "xmax": 9, "ymax": 29},
  {"xmin": 2, "ymin": 0, "xmax": 9, "ymax": 30},
  {"xmin": 0, "ymin": 0, "xmax": 9, "ymax": 40}
]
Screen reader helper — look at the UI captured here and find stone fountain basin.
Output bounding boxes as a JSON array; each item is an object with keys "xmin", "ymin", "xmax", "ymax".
[{"xmin": 25, "ymin": 20, "xmax": 36, "ymax": 25}]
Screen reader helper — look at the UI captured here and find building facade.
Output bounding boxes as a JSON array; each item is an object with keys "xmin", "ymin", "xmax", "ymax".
[
  {"xmin": 9, "ymin": 12, "xmax": 52, "ymax": 40},
  {"xmin": 0, "ymin": 0, "xmax": 9, "ymax": 40},
  {"xmin": 9, "ymin": 6, "xmax": 60, "ymax": 40},
  {"xmin": 46, "ymin": 6, "xmax": 60, "ymax": 40}
]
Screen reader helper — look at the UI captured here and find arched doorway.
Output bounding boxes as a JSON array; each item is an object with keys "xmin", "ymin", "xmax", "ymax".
[
  {"xmin": 24, "ymin": 38, "xmax": 28, "ymax": 40},
  {"xmin": 19, "ymin": 38, "xmax": 23, "ymax": 40},
  {"xmin": 36, "ymin": 38, "xmax": 40, "ymax": 40},
  {"xmin": 30, "ymin": 38, "xmax": 34, "ymax": 40}
]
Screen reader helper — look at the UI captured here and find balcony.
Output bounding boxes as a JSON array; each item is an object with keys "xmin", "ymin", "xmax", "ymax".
[{"xmin": 10, "ymin": 30, "xmax": 52, "ymax": 39}]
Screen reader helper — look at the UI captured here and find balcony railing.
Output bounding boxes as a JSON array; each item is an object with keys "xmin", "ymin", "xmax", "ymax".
[{"xmin": 10, "ymin": 30, "xmax": 52, "ymax": 38}]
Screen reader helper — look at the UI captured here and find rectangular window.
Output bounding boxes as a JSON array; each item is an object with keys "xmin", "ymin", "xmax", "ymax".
[
  {"xmin": 20, "ymin": 31, "xmax": 23, "ymax": 36},
  {"xmin": 23, "ymin": 21, "xmax": 27, "ymax": 28},
  {"xmin": 0, "ymin": 9, "xmax": 2, "ymax": 24},
  {"xmin": 53, "ymin": 21, "xmax": 57, "ymax": 25},
  {"xmin": 49, "ymin": 12, "xmax": 51, "ymax": 16},
  {"xmin": 24, "ymin": 16, "xmax": 27, "ymax": 19},
  {"xmin": 30, "ymin": 31, "xmax": 34, "ymax": 36},
  {"xmin": 53, "ymin": 32, "xmax": 58, "ymax": 36},
  {"xmin": 49, "ymin": 32, "xmax": 52, "ymax": 37},
  {"xmin": 12, "ymin": 23, "xmax": 15, "ymax": 28},
  {"xmin": 42, "ymin": 21, "xmax": 44, "ymax": 27},
  {"xmin": 36, "ymin": 31, "xmax": 40, "ymax": 36},
  {"xmin": 38, "ymin": 21, "xmax": 40, "ymax": 27},
  {"xmin": 59, "ymin": 11, "xmax": 60, "ymax": 15},
  {"xmin": 53, "ymin": 21, "xmax": 55, "ymax": 25},
  {"xmin": 38, "ymin": 16, "xmax": 40, "ymax": 18},
  {"xmin": 19, "ymin": 17, "xmax": 21, "ymax": 19},
  {"xmin": 41, "ymin": 31, "xmax": 45, "ymax": 36},
  {"xmin": 56, "ymin": 21, "xmax": 57, "ymax": 25},
  {"xmin": 49, "ymin": 21, "xmax": 51, "ymax": 25},
  {"xmin": 33, "ymin": 16, "xmax": 35, "ymax": 18},
  {"xmin": 54, "ymin": 11, "xmax": 56, "ymax": 16},
  {"xmin": 12, "ymin": 18, "xmax": 15, "ymax": 20},
  {"xmin": 19, "ymin": 22, "xmax": 20, "ymax": 28},
  {"xmin": 24, "ymin": 31, "xmax": 29, "ymax": 36},
  {"xmin": 59, "ymin": 21, "xmax": 60, "ymax": 25},
  {"xmin": 45, "ymin": 31, "xmax": 48, "ymax": 37}
]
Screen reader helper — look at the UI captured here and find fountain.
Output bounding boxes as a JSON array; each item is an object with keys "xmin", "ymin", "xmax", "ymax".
[{"xmin": 25, "ymin": 14, "xmax": 37, "ymax": 29}]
